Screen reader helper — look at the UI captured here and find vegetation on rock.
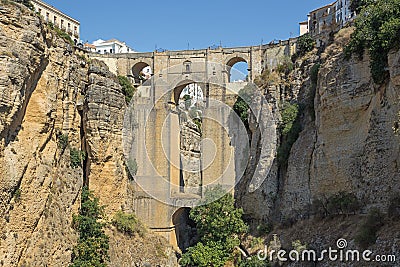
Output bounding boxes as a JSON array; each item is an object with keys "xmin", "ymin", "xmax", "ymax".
[
  {"xmin": 118, "ymin": 75, "xmax": 135, "ymax": 104},
  {"xmin": 292, "ymin": 33, "xmax": 315, "ymax": 61},
  {"xmin": 8, "ymin": 0, "xmax": 34, "ymax": 10},
  {"xmin": 70, "ymin": 148, "xmax": 86, "ymax": 169},
  {"xmin": 57, "ymin": 133, "xmax": 69, "ymax": 150},
  {"xmin": 70, "ymin": 187, "xmax": 109, "ymax": 267},
  {"xmin": 233, "ymin": 84, "xmax": 256, "ymax": 128},
  {"xmin": 180, "ymin": 186, "xmax": 248, "ymax": 267},
  {"xmin": 355, "ymin": 208, "xmax": 384, "ymax": 249},
  {"xmin": 112, "ymin": 211, "xmax": 146, "ymax": 237},
  {"xmin": 346, "ymin": 0, "xmax": 400, "ymax": 84},
  {"xmin": 277, "ymin": 102, "xmax": 301, "ymax": 166},
  {"xmin": 48, "ymin": 22, "xmax": 74, "ymax": 46}
]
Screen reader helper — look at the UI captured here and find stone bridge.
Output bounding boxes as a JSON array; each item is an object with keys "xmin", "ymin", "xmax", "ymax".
[{"xmin": 89, "ymin": 40, "xmax": 297, "ymax": 251}]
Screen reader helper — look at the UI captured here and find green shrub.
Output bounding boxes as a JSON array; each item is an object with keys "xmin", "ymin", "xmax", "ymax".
[
  {"xmin": 70, "ymin": 187, "xmax": 109, "ymax": 267},
  {"xmin": 180, "ymin": 186, "xmax": 248, "ymax": 267},
  {"xmin": 233, "ymin": 84, "xmax": 256, "ymax": 128},
  {"xmin": 57, "ymin": 133, "xmax": 69, "ymax": 150},
  {"xmin": 276, "ymin": 56, "xmax": 294, "ymax": 74},
  {"xmin": 292, "ymin": 33, "xmax": 315, "ymax": 62},
  {"xmin": 11, "ymin": 0, "xmax": 34, "ymax": 10},
  {"xmin": 326, "ymin": 192, "xmax": 360, "ymax": 215},
  {"xmin": 13, "ymin": 188, "xmax": 22, "ymax": 202},
  {"xmin": 277, "ymin": 102, "xmax": 301, "ymax": 166},
  {"xmin": 256, "ymin": 223, "xmax": 272, "ymax": 236},
  {"xmin": 118, "ymin": 76, "xmax": 135, "ymax": 104},
  {"xmin": 70, "ymin": 148, "xmax": 85, "ymax": 169},
  {"xmin": 355, "ymin": 208, "xmax": 384, "ymax": 249},
  {"xmin": 48, "ymin": 22, "xmax": 74, "ymax": 46},
  {"xmin": 112, "ymin": 211, "xmax": 146, "ymax": 237},
  {"xmin": 306, "ymin": 63, "xmax": 320, "ymax": 121},
  {"xmin": 126, "ymin": 158, "xmax": 138, "ymax": 180},
  {"xmin": 345, "ymin": 0, "xmax": 400, "ymax": 84}
]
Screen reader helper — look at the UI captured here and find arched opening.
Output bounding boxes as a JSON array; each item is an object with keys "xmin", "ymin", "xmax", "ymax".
[
  {"xmin": 227, "ymin": 57, "xmax": 248, "ymax": 83},
  {"xmin": 132, "ymin": 62, "xmax": 152, "ymax": 84},
  {"xmin": 170, "ymin": 82, "xmax": 204, "ymax": 195},
  {"xmin": 172, "ymin": 208, "xmax": 197, "ymax": 252}
]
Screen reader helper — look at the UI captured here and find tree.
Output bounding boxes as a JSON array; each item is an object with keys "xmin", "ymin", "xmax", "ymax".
[
  {"xmin": 349, "ymin": 0, "xmax": 373, "ymax": 13},
  {"xmin": 233, "ymin": 84, "xmax": 256, "ymax": 128},
  {"xmin": 118, "ymin": 75, "xmax": 135, "ymax": 104},
  {"xmin": 346, "ymin": 0, "xmax": 400, "ymax": 84},
  {"xmin": 70, "ymin": 187, "xmax": 109, "ymax": 267},
  {"xmin": 180, "ymin": 186, "xmax": 248, "ymax": 267},
  {"xmin": 296, "ymin": 33, "xmax": 314, "ymax": 57}
]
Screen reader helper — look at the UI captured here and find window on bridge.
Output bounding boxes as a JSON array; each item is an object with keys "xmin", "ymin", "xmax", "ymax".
[{"xmin": 227, "ymin": 57, "xmax": 248, "ymax": 83}]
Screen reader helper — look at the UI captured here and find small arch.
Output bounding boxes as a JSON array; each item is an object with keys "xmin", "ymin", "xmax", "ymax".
[
  {"xmin": 132, "ymin": 62, "xmax": 152, "ymax": 84},
  {"xmin": 226, "ymin": 57, "xmax": 248, "ymax": 83},
  {"xmin": 172, "ymin": 208, "xmax": 196, "ymax": 252}
]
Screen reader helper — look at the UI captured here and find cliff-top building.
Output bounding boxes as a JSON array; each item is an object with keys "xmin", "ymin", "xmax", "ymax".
[
  {"xmin": 31, "ymin": 0, "xmax": 80, "ymax": 44},
  {"xmin": 92, "ymin": 39, "xmax": 135, "ymax": 54}
]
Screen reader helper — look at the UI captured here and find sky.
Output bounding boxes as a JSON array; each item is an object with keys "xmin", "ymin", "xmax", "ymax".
[{"xmin": 43, "ymin": 0, "xmax": 334, "ymax": 52}]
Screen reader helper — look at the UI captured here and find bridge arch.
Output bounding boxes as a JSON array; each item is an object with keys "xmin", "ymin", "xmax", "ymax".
[
  {"xmin": 131, "ymin": 61, "xmax": 152, "ymax": 84},
  {"xmin": 172, "ymin": 207, "xmax": 196, "ymax": 252},
  {"xmin": 225, "ymin": 56, "xmax": 249, "ymax": 82}
]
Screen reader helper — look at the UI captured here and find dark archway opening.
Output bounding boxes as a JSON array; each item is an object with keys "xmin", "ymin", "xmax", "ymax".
[{"xmin": 172, "ymin": 208, "xmax": 197, "ymax": 253}]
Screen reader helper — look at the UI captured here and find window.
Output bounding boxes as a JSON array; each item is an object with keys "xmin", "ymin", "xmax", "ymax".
[
  {"xmin": 46, "ymin": 12, "xmax": 49, "ymax": 21},
  {"xmin": 104, "ymin": 50, "xmax": 107, "ymax": 54},
  {"xmin": 54, "ymin": 16, "xmax": 57, "ymax": 24},
  {"xmin": 183, "ymin": 60, "xmax": 191, "ymax": 73},
  {"xmin": 110, "ymin": 49, "xmax": 113, "ymax": 53},
  {"xmin": 38, "ymin": 8, "xmax": 42, "ymax": 14},
  {"xmin": 61, "ymin": 19, "xmax": 64, "ymax": 28},
  {"xmin": 68, "ymin": 23, "xmax": 71, "ymax": 29}
]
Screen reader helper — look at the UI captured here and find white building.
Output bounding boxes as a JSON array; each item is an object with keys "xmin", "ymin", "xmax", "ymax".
[
  {"xmin": 299, "ymin": 20, "xmax": 309, "ymax": 36},
  {"xmin": 93, "ymin": 39, "xmax": 135, "ymax": 54},
  {"xmin": 31, "ymin": 0, "xmax": 80, "ymax": 43},
  {"xmin": 335, "ymin": 0, "xmax": 355, "ymax": 27}
]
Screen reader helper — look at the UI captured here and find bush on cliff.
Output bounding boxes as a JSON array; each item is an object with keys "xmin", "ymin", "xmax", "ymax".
[
  {"xmin": 277, "ymin": 102, "xmax": 301, "ymax": 166},
  {"xmin": 112, "ymin": 210, "xmax": 146, "ymax": 237},
  {"xmin": 10, "ymin": 0, "xmax": 34, "ymax": 10},
  {"xmin": 70, "ymin": 187, "xmax": 109, "ymax": 267},
  {"xmin": 346, "ymin": 0, "xmax": 400, "ymax": 84},
  {"xmin": 118, "ymin": 75, "xmax": 135, "ymax": 104},
  {"xmin": 355, "ymin": 208, "xmax": 384, "ymax": 249}
]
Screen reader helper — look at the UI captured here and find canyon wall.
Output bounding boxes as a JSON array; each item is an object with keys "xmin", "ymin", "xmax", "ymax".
[{"xmin": 0, "ymin": 3, "xmax": 174, "ymax": 266}]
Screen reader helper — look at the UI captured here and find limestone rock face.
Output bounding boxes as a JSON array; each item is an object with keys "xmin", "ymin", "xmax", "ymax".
[
  {"xmin": 0, "ymin": 3, "xmax": 175, "ymax": 267},
  {"xmin": 0, "ymin": 4, "xmax": 85, "ymax": 266},
  {"xmin": 280, "ymin": 42, "xmax": 400, "ymax": 221}
]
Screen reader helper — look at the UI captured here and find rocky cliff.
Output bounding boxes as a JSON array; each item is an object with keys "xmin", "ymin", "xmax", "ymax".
[
  {"xmin": 237, "ymin": 28, "xmax": 400, "ymax": 264},
  {"xmin": 0, "ymin": 2, "xmax": 174, "ymax": 266}
]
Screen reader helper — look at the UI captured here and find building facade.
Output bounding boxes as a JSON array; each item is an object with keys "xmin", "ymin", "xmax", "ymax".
[
  {"xmin": 31, "ymin": 0, "xmax": 80, "ymax": 44},
  {"xmin": 335, "ymin": 0, "xmax": 355, "ymax": 27},
  {"xmin": 299, "ymin": 20, "xmax": 309, "ymax": 36},
  {"xmin": 92, "ymin": 39, "xmax": 134, "ymax": 54}
]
